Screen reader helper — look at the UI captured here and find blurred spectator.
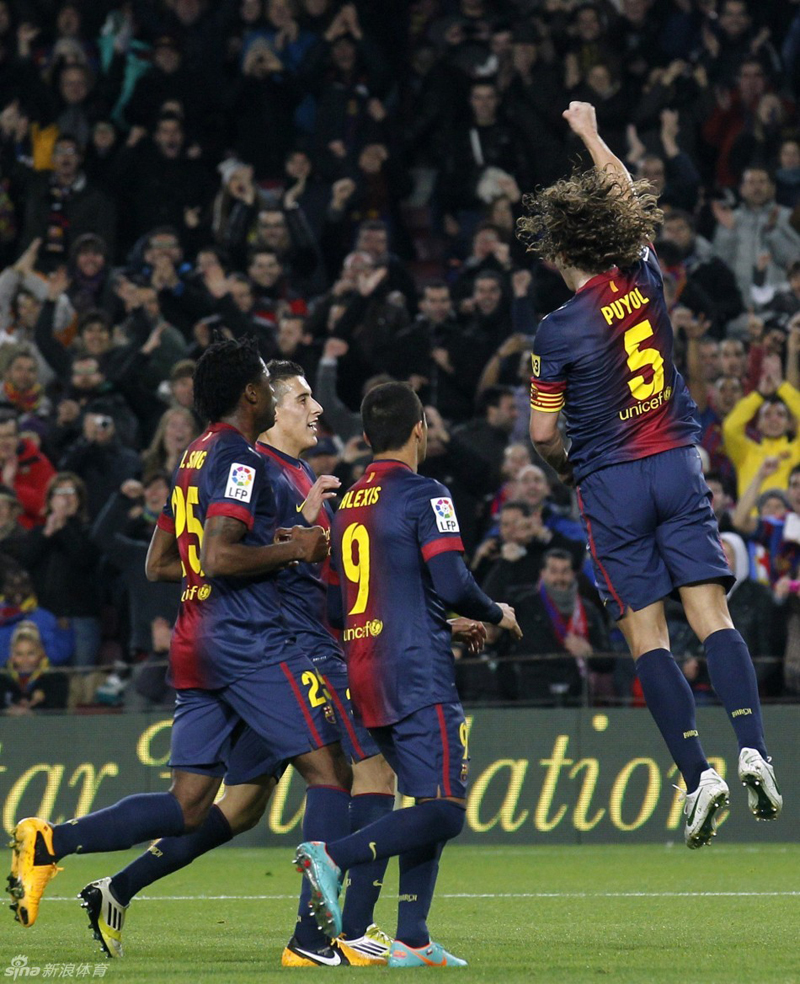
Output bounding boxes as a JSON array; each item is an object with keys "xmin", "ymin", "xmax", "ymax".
[
  {"xmin": 90, "ymin": 475, "xmax": 180, "ymax": 697},
  {"xmin": 0, "ymin": 620, "xmax": 68, "ymax": 715},
  {"xmin": 112, "ymin": 112, "xmax": 214, "ymax": 252},
  {"xmin": 481, "ymin": 499, "xmax": 584, "ymax": 600},
  {"xmin": 712, "ymin": 167, "xmax": 800, "ymax": 308},
  {"xmin": 59, "ymin": 409, "xmax": 140, "ymax": 518},
  {"xmin": 2, "ymin": 345, "xmax": 51, "ymax": 436},
  {"xmin": 720, "ymin": 531, "xmax": 781, "ymax": 694},
  {"xmin": 438, "ymin": 80, "xmax": 528, "ymax": 246},
  {"xmin": 660, "ymin": 209, "xmax": 743, "ymax": 333},
  {"xmin": 723, "ymin": 361, "xmax": 800, "ymax": 499},
  {"xmin": 66, "ymin": 232, "xmax": 114, "ymax": 314},
  {"xmin": 0, "ymin": 407, "xmax": 54, "ymax": 528},
  {"xmin": 18, "ymin": 133, "xmax": 116, "ymax": 264},
  {"xmin": 0, "ymin": 483, "xmax": 24, "ymax": 559},
  {"xmin": 0, "ymin": 561, "xmax": 73, "ymax": 666},
  {"xmin": 498, "ymin": 548, "xmax": 610, "ymax": 705},
  {"xmin": 140, "ymin": 407, "xmax": 198, "ymax": 481},
  {"xmin": 19, "ymin": 472, "xmax": 99, "ymax": 666},
  {"xmin": 447, "ymin": 384, "xmax": 518, "ymax": 553}
]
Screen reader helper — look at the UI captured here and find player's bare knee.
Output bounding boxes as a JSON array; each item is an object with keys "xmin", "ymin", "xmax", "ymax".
[
  {"xmin": 294, "ymin": 743, "xmax": 352, "ymax": 789},
  {"xmin": 352, "ymin": 754, "xmax": 396, "ymax": 796},
  {"xmin": 169, "ymin": 773, "xmax": 220, "ymax": 831},
  {"xmin": 679, "ymin": 582, "xmax": 734, "ymax": 642}
]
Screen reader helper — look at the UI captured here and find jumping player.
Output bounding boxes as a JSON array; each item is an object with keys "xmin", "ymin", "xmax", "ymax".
[
  {"xmin": 521, "ymin": 102, "xmax": 781, "ymax": 848},
  {"xmin": 294, "ymin": 382, "xmax": 522, "ymax": 968},
  {"xmin": 6, "ymin": 338, "xmax": 353, "ymax": 953}
]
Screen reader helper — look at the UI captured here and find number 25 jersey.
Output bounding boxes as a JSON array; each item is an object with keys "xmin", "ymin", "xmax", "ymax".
[
  {"xmin": 158, "ymin": 422, "xmax": 297, "ymax": 690},
  {"xmin": 530, "ymin": 247, "xmax": 700, "ymax": 484}
]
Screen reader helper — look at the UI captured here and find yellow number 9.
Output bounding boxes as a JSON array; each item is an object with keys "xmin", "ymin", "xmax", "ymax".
[{"xmin": 342, "ymin": 522, "xmax": 370, "ymax": 615}]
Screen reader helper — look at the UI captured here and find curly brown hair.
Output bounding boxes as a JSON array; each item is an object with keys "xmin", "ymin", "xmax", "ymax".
[{"xmin": 515, "ymin": 167, "xmax": 663, "ymax": 273}]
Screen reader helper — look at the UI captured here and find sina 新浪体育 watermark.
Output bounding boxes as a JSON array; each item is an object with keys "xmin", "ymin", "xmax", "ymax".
[{"xmin": 4, "ymin": 956, "xmax": 108, "ymax": 979}]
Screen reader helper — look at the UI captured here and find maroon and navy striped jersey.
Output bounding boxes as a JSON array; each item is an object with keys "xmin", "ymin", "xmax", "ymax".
[
  {"xmin": 530, "ymin": 247, "xmax": 699, "ymax": 484},
  {"xmin": 158, "ymin": 423, "xmax": 298, "ymax": 689},
  {"xmin": 329, "ymin": 459, "xmax": 465, "ymax": 728},
  {"xmin": 256, "ymin": 441, "xmax": 341, "ymax": 663}
]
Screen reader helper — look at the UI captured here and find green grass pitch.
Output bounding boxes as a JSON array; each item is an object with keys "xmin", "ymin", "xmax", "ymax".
[{"xmin": 2, "ymin": 844, "xmax": 798, "ymax": 983}]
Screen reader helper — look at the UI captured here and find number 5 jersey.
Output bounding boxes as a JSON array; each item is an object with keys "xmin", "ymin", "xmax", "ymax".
[{"xmin": 530, "ymin": 246, "xmax": 700, "ymax": 484}]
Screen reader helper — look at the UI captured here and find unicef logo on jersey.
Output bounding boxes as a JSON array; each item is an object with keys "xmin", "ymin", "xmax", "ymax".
[
  {"xmin": 343, "ymin": 619, "xmax": 383, "ymax": 642},
  {"xmin": 430, "ymin": 497, "xmax": 460, "ymax": 534}
]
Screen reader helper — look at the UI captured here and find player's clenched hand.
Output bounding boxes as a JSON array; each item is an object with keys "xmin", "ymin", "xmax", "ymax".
[
  {"xmin": 562, "ymin": 101, "xmax": 597, "ymax": 141},
  {"xmin": 497, "ymin": 603, "xmax": 523, "ymax": 640},
  {"xmin": 301, "ymin": 475, "xmax": 341, "ymax": 523},
  {"xmin": 448, "ymin": 617, "xmax": 487, "ymax": 655},
  {"xmin": 275, "ymin": 525, "xmax": 329, "ymax": 564}
]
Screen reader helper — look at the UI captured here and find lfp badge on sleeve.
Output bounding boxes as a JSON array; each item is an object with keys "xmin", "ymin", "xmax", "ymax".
[{"xmin": 431, "ymin": 497, "xmax": 460, "ymax": 533}]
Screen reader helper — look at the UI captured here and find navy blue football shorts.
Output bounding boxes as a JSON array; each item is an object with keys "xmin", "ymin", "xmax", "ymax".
[
  {"xmin": 370, "ymin": 701, "xmax": 469, "ymax": 800},
  {"xmin": 313, "ymin": 653, "xmax": 381, "ymax": 764},
  {"xmin": 576, "ymin": 446, "xmax": 734, "ymax": 622},
  {"xmin": 170, "ymin": 651, "xmax": 340, "ymax": 784}
]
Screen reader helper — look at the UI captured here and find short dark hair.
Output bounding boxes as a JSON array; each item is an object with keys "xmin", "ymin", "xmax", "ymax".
[
  {"xmin": 248, "ymin": 247, "xmax": 280, "ymax": 264},
  {"xmin": 266, "ymin": 359, "xmax": 305, "ymax": 403},
  {"xmin": 420, "ymin": 279, "xmax": 449, "ymax": 296},
  {"xmin": 193, "ymin": 336, "xmax": 264, "ymax": 424},
  {"xmin": 477, "ymin": 384, "xmax": 514, "ymax": 416},
  {"xmin": 544, "ymin": 547, "xmax": 574, "ymax": 567},
  {"xmin": 501, "ymin": 499, "xmax": 531, "ymax": 517},
  {"xmin": 77, "ymin": 309, "xmax": 110, "ymax": 334},
  {"xmin": 664, "ymin": 209, "xmax": 696, "ymax": 231},
  {"xmin": 361, "ymin": 382, "xmax": 424, "ymax": 454}
]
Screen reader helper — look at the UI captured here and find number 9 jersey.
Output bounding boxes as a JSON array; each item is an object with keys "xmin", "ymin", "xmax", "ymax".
[
  {"xmin": 329, "ymin": 460, "xmax": 466, "ymax": 729},
  {"xmin": 530, "ymin": 246, "xmax": 700, "ymax": 484},
  {"xmin": 157, "ymin": 422, "xmax": 299, "ymax": 690}
]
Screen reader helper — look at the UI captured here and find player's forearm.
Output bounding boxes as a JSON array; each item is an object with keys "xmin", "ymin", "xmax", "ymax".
[
  {"xmin": 580, "ymin": 130, "xmax": 633, "ymax": 192},
  {"xmin": 201, "ymin": 538, "xmax": 304, "ymax": 578},
  {"xmin": 146, "ymin": 527, "xmax": 183, "ymax": 582},
  {"xmin": 731, "ymin": 471, "xmax": 761, "ymax": 535},
  {"xmin": 427, "ymin": 551, "xmax": 503, "ymax": 624},
  {"xmin": 532, "ymin": 427, "xmax": 571, "ymax": 481}
]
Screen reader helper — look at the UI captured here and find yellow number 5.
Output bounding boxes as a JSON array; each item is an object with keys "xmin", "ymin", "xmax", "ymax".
[
  {"xmin": 342, "ymin": 522, "xmax": 370, "ymax": 615},
  {"xmin": 172, "ymin": 485, "xmax": 204, "ymax": 575},
  {"xmin": 624, "ymin": 319, "xmax": 664, "ymax": 401}
]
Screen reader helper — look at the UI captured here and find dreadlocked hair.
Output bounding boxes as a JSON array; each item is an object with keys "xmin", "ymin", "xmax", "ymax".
[
  {"xmin": 515, "ymin": 167, "xmax": 663, "ymax": 273},
  {"xmin": 193, "ymin": 335, "xmax": 264, "ymax": 424}
]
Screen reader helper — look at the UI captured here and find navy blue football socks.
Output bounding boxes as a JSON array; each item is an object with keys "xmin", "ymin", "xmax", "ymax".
[
  {"xmin": 110, "ymin": 804, "xmax": 233, "ymax": 907},
  {"xmin": 704, "ymin": 628, "xmax": 768, "ymax": 757},
  {"xmin": 51, "ymin": 792, "xmax": 186, "ymax": 862},
  {"xmin": 341, "ymin": 792, "xmax": 394, "ymax": 939},
  {"xmin": 396, "ymin": 840, "xmax": 445, "ymax": 949},
  {"xmin": 294, "ymin": 785, "xmax": 351, "ymax": 948},
  {"xmin": 326, "ymin": 798, "xmax": 465, "ymax": 871},
  {"xmin": 636, "ymin": 648, "xmax": 708, "ymax": 793}
]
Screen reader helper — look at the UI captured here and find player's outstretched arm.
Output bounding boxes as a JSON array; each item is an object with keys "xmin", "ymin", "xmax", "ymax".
[
  {"xmin": 201, "ymin": 516, "xmax": 327, "ymax": 577},
  {"xmin": 563, "ymin": 101, "xmax": 633, "ymax": 195},
  {"xmin": 146, "ymin": 526, "xmax": 183, "ymax": 582}
]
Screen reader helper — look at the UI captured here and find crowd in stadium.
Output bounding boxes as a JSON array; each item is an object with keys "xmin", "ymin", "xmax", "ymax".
[{"xmin": 1, "ymin": 0, "xmax": 800, "ymax": 712}]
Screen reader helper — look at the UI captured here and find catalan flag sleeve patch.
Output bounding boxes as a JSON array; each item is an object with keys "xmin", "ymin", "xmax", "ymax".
[{"xmin": 530, "ymin": 377, "xmax": 566, "ymax": 412}]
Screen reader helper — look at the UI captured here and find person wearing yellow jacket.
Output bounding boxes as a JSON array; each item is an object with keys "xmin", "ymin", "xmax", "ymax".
[{"xmin": 723, "ymin": 362, "xmax": 800, "ymax": 499}]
